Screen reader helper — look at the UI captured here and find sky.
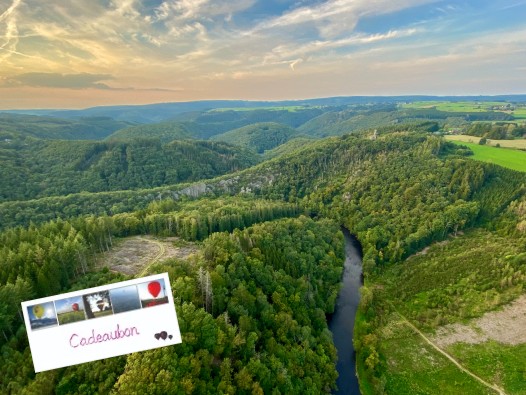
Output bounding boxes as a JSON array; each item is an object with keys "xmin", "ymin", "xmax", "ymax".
[{"xmin": 1, "ymin": 0, "xmax": 525, "ymax": 109}]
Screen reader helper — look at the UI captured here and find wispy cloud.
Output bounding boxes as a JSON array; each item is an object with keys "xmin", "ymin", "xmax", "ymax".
[
  {"xmin": 252, "ymin": 0, "xmax": 437, "ymax": 38},
  {"xmin": 0, "ymin": 0, "xmax": 525, "ymax": 107}
]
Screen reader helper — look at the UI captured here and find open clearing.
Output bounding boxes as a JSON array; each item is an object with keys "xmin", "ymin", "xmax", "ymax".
[
  {"xmin": 446, "ymin": 139, "xmax": 526, "ymax": 172},
  {"xmin": 432, "ymin": 294, "xmax": 526, "ymax": 347},
  {"xmin": 446, "ymin": 135, "xmax": 526, "ymax": 149},
  {"xmin": 97, "ymin": 236, "xmax": 198, "ymax": 276}
]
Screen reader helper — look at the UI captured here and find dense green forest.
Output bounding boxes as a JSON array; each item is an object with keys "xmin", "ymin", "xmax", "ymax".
[
  {"xmin": 105, "ymin": 121, "xmax": 194, "ymax": 143},
  {"xmin": 0, "ymin": 114, "xmax": 133, "ymax": 140},
  {"xmin": 463, "ymin": 122, "xmax": 526, "ymax": 139},
  {"xmin": 1, "ymin": 99, "xmax": 526, "ymax": 394},
  {"xmin": 0, "ymin": 137, "xmax": 257, "ymax": 201},
  {"xmin": 210, "ymin": 123, "xmax": 299, "ymax": 154}
]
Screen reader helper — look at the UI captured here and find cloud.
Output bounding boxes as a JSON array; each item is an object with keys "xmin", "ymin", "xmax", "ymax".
[
  {"xmin": 253, "ymin": 0, "xmax": 437, "ymax": 38},
  {"xmin": 4, "ymin": 73, "xmax": 114, "ymax": 89},
  {"xmin": 154, "ymin": 0, "xmax": 255, "ymax": 21}
]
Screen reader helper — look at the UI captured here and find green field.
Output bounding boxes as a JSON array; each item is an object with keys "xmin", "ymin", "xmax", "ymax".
[
  {"xmin": 57, "ymin": 310, "xmax": 86, "ymax": 325},
  {"xmin": 447, "ymin": 140, "xmax": 526, "ymax": 172},
  {"xmin": 446, "ymin": 135, "xmax": 526, "ymax": 149},
  {"xmin": 513, "ymin": 108, "xmax": 526, "ymax": 119},
  {"xmin": 402, "ymin": 101, "xmax": 512, "ymax": 112}
]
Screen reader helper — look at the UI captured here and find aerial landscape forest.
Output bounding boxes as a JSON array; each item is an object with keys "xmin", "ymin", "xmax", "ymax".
[
  {"xmin": 1, "ymin": 0, "xmax": 526, "ymax": 394},
  {"xmin": 0, "ymin": 97, "xmax": 525, "ymax": 394}
]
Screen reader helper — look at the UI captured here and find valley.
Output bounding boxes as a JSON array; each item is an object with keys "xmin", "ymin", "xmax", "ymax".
[{"xmin": 0, "ymin": 97, "xmax": 525, "ymax": 394}]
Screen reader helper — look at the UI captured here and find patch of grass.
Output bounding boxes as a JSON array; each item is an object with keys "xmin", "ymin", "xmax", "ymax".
[
  {"xmin": 381, "ymin": 321, "xmax": 494, "ymax": 395},
  {"xmin": 92, "ymin": 309, "xmax": 113, "ymax": 318},
  {"xmin": 447, "ymin": 342, "xmax": 526, "ymax": 394},
  {"xmin": 447, "ymin": 140, "xmax": 526, "ymax": 172},
  {"xmin": 57, "ymin": 310, "xmax": 86, "ymax": 325},
  {"xmin": 402, "ymin": 101, "xmax": 514, "ymax": 113},
  {"xmin": 446, "ymin": 135, "xmax": 526, "ymax": 150},
  {"xmin": 380, "ymin": 229, "xmax": 525, "ymax": 328}
]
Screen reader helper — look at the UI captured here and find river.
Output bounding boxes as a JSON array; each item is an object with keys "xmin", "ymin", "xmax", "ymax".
[{"xmin": 329, "ymin": 227, "xmax": 363, "ymax": 394}]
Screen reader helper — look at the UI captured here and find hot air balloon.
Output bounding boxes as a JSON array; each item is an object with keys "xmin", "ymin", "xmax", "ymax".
[
  {"xmin": 33, "ymin": 305, "xmax": 44, "ymax": 319},
  {"xmin": 72, "ymin": 303, "xmax": 79, "ymax": 312},
  {"xmin": 96, "ymin": 300, "xmax": 105, "ymax": 311},
  {"xmin": 148, "ymin": 281, "xmax": 161, "ymax": 298}
]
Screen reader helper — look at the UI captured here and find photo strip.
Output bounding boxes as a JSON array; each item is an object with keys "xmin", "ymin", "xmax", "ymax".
[{"xmin": 21, "ymin": 273, "xmax": 181, "ymax": 372}]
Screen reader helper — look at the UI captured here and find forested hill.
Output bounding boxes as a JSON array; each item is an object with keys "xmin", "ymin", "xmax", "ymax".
[
  {"xmin": 0, "ymin": 113, "xmax": 133, "ymax": 140},
  {"xmin": 210, "ymin": 122, "xmax": 299, "ymax": 153},
  {"xmin": 0, "ymin": 137, "xmax": 258, "ymax": 202},
  {"xmin": 2, "ymin": 131, "xmax": 524, "ymax": 237},
  {"xmin": 105, "ymin": 121, "xmax": 193, "ymax": 143},
  {"xmin": 1, "ymin": 128, "xmax": 526, "ymax": 394}
]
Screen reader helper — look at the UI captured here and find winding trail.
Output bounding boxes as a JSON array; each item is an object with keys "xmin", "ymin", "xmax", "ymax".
[{"xmin": 391, "ymin": 305, "xmax": 507, "ymax": 395}]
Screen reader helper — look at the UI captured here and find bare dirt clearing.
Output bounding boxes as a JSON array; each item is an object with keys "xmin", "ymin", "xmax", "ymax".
[
  {"xmin": 97, "ymin": 236, "xmax": 198, "ymax": 276},
  {"xmin": 432, "ymin": 294, "xmax": 526, "ymax": 347}
]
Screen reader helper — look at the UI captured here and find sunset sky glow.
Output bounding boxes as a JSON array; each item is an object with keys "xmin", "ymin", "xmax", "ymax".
[{"xmin": 1, "ymin": 0, "xmax": 525, "ymax": 109}]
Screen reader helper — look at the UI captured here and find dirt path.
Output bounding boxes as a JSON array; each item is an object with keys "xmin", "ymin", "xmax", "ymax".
[
  {"xmin": 432, "ymin": 294, "xmax": 526, "ymax": 347},
  {"xmin": 137, "ymin": 237, "xmax": 166, "ymax": 277},
  {"xmin": 97, "ymin": 235, "xmax": 198, "ymax": 276},
  {"xmin": 391, "ymin": 305, "xmax": 507, "ymax": 395}
]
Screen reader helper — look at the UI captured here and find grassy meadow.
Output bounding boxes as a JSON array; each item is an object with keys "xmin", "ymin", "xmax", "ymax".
[
  {"xmin": 370, "ymin": 228, "xmax": 526, "ymax": 394},
  {"xmin": 57, "ymin": 310, "xmax": 86, "ymax": 325},
  {"xmin": 446, "ymin": 139, "xmax": 526, "ymax": 172},
  {"xmin": 402, "ymin": 101, "xmax": 514, "ymax": 113},
  {"xmin": 446, "ymin": 135, "xmax": 526, "ymax": 149}
]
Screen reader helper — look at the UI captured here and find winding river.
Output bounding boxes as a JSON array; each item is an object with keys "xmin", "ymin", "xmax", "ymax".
[{"xmin": 329, "ymin": 227, "xmax": 363, "ymax": 394}]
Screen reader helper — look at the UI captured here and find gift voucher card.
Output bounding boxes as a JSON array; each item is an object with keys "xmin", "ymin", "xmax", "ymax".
[{"xmin": 22, "ymin": 273, "xmax": 181, "ymax": 372}]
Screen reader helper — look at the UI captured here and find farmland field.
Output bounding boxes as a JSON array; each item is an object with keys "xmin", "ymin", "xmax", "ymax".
[
  {"xmin": 445, "ymin": 135, "xmax": 526, "ymax": 149},
  {"xmin": 401, "ymin": 101, "xmax": 512, "ymax": 112},
  {"xmin": 446, "ymin": 139, "xmax": 526, "ymax": 172},
  {"xmin": 57, "ymin": 310, "xmax": 86, "ymax": 325}
]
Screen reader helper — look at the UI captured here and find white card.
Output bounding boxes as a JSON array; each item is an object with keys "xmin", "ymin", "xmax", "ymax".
[{"xmin": 22, "ymin": 273, "xmax": 182, "ymax": 372}]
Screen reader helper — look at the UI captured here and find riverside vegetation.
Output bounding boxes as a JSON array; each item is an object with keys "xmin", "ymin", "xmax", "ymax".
[{"xmin": 0, "ymin": 98, "xmax": 525, "ymax": 394}]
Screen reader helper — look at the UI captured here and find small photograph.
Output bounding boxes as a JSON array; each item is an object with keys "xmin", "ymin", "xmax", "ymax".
[
  {"xmin": 55, "ymin": 296, "xmax": 86, "ymax": 325},
  {"xmin": 138, "ymin": 278, "xmax": 169, "ymax": 308},
  {"xmin": 27, "ymin": 301, "xmax": 58, "ymax": 330},
  {"xmin": 109, "ymin": 285, "xmax": 141, "ymax": 314},
  {"xmin": 82, "ymin": 290, "xmax": 113, "ymax": 319}
]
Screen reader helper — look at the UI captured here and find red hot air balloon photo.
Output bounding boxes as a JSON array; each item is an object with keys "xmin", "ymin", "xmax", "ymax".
[
  {"xmin": 139, "ymin": 279, "xmax": 168, "ymax": 308},
  {"xmin": 55, "ymin": 296, "xmax": 86, "ymax": 325},
  {"xmin": 148, "ymin": 281, "xmax": 161, "ymax": 298}
]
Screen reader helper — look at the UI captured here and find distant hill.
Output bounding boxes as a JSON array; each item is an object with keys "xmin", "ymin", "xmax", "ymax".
[
  {"xmin": 0, "ymin": 137, "xmax": 258, "ymax": 201},
  {"xmin": 211, "ymin": 122, "xmax": 299, "ymax": 153},
  {"xmin": 170, "ymin": 107, "xmax": 325, "ymax": 139},
  {"xmin": 262, "ymin": 136, "xmax": 317, "ymax": 160},
  {"xmin": 106, "ymin": 121, "xmax": 193, "ymax": 143},
  {"xmin": 3, "ymin": 95, "xmax": 526, "ymax": 122},
  {"xmin": 0, "ymin": 113, "xmax": 133, "ymax": 140},
  {"xmin": 298, "ymin": 107, "xmax": 514, "ymax": 137}
]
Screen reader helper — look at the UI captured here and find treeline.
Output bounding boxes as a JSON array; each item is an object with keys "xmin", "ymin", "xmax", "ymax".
[
  {"xmin": 0, "ymin": 113, "xmax": 132, "ymax": 140},
  {"xmin": 1, "ymin": 217, "xmax": 344, "ymax": 394},
  {"xmin": 0, "ymin": 137, "xmax": 258, "ymax": 202},
  {"xmin": 210, "ymin": 122, "xmax": 298, "ymax": 154},
  {"xmin": 353, "ymin": 201, "xmax": 526, "ymax": 393},
  {"xmin": 110, "ymin": 217, "xmax": 343, "ymax": 394},
  {"xmin": 463, "ymin": 122, "xmax": 526, "ymax": 139},
  {"xmin": 0, "ymin": 198, "xmax": 300, "ymax": 341}
]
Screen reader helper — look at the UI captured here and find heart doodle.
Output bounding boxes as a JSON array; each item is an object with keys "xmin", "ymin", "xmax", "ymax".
[
  {"xmin": 160, "ymin": 331, "xmax": 167, "ymax": 340},
  {"xmin": 154, "ymin": 333, "xmax": 161, "ymax": 340},
  {"xmin": 169, "ymin": 335, "xmax": 173, "ymax": 340}
]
